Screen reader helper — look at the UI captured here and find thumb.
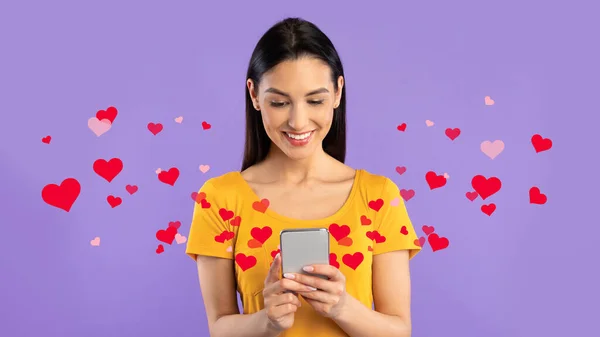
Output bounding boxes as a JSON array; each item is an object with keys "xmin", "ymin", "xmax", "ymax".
[{"xmin": 265, "ymin": 253, "xmax": 282, "ymax": 285}]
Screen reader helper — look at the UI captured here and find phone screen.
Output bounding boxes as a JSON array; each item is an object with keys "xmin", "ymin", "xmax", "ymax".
[{"xmin": 280, "ymin": 228, "xmax": 330, "ymax": 279}]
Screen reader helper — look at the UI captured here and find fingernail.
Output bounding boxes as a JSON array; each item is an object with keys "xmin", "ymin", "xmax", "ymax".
[
  {"xmin": 307, "ymin": 286, "xmax": 317, "ymax": 291},
  {"xmin": 275, "ymin": 253, "xmax": 280, "ymax": 259},
  {"xmin": 283, "ymin": 273, "xmax": 295, "ymax": 279},
  {"xmin": 302, "ymin": 266, "xmax": 314, "ymax": 272}
]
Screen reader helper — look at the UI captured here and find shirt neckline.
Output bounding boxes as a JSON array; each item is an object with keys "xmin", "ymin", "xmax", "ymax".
[{"xmin": 234, "ymin": 169, "xmax": 363, "ymax": 225}]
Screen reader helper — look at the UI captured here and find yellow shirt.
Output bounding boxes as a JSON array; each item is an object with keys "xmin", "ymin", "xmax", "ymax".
[{"xmin": 186, "ymin": 169, "xmax": 421, "ymax": 337}]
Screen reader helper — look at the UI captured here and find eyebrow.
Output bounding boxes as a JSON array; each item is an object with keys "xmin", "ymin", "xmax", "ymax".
[{"xmin": 264, "ymin": 87, "xmax": 329, "ymax": 97}]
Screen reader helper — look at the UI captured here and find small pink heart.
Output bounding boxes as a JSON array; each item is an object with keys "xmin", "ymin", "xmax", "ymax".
[
  {"xmin": 443, "ymin": 172, "xmax": 449, "ymax": 179},
  {"xmin": 174, "ymin": 116, "xmax": 183, "ymax": 123},
  {"xmin": 485, "ymin": 95, "xmax": 495, "ymax": 106},
  {"xmin": 400, "ymin": 189, "xmax": 415, "ymax": 201},
  {"xmin": 390, "ymin": 197, "xmax": 400, "ymax": 207},
  {"xmin": 480, "ymin": 140, "xmax": 505, "ymax": 159},
  {"xmin": 155, "ymin": 168, "xmax": 162, "ymax": 174},
  {"xmin": 88, "ymin": 117, "xmax": 112, "ymax": 137},
  {"xmin": 175, "ymin": 233, "xmax": 187, "ymax": 244},
  {"xmin": 90, "ymin": 237, "xmax": 100, "ymax": 246},
  {"xmin": 395, "ymin": 166, "xmax": 406, "ymax": 175},
  {"xmin": 425, "ymin": 120, "xmax": 434, "ymax": 127},
  {"xmin": 199, "ymin": 165, "xmax": 210, "ymax": 173},
  {"xmin": 226, "ymin": 246, "xmax": 233, "ymax": 252}
]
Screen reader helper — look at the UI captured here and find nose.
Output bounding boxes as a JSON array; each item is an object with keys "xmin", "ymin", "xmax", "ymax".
[{"xmin": 287, "ymin": 106, "xmax": 310, "ymax": 131}]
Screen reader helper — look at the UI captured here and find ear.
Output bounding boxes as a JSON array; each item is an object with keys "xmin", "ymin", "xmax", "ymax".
[
  {"xmin": 335, "ymin": 75, "xmax": 344, "ymax": 107},
  {"xmin": 247, "ymin": 79, "xmax": 260, "ymax": 110}
]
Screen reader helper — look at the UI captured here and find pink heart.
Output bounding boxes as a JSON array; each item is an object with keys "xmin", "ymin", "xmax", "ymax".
[
  {"xmin": 88, "ymin": 117, "xmax": 112, "ymax": 137},
  {"xmin": 390, "ymin": 197, "xmax": 400, "ymax": 207},
  {"xmin": 226, "ymin": 246, "xmax": 233, "ymax": 252},
  {"xmin": 199, "ymin": 165, "xmax": 210, "ymax": 173},
  {"xmin": 480, "ymin": 140, "xmax": 505, "ymax": 159},
  {"xmin": 155, "ymin": 168, "xmax": 162, "ymax": 174},
  {"xmin": 90, "ymin": 237, "xmax": 100, "ymax": 246},
  {"xmin": 174, "ymin": 116, "xmax": 183, "ymax": 123},
  {"xmin": 175, "ymin": 233, "xmax": 187, "ymax": 244},
  {"xmin": 443, "ymin": 172, "xmax": 450, "ymax": 179},
  {"xmin": 400, "ymin": 189, "xmax": 415, "ymax": 201},
  {"xmin": 484, "ymin": 96, "xmax": 495, "ymax": 106},
  {"xmin": 395, "ymin": 166, "xmax": 406, "ymax": 175},
  {"xmin": 425, "ymin": 120, "xmax": 434, "ymax": 127}
]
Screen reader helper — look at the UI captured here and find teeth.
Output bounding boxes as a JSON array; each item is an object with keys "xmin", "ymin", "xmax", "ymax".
[{"xmin": 286, "ymin": 131, "xmax": 312, "ymax": 140}]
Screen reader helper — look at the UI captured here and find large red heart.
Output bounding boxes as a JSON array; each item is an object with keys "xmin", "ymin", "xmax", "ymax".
[
  {"xmin": 93, "ymin": 158, "xmax": 123, "ymax": 183},
  {"xmin": 41, "ymin": 178, "xmax": 81, "ymax": 212},
  {"xmin": 158, "ymin": 167, "xmax": 179, "ymax": 186},
  {"xmin": 425, "ymin": 171, "xmax": 447, "ymax": 190},
  {"xmin": 251, "ymin": 226, "xmax": 272, "ymax": 244},
  {"xmin": 471, "ymin": 175, "xmax": 501, "ymax": 200},
  {"xmin": 445, "ymin": 128, "xmax": 461, "ymax": 140},
  {"xmin": 529, "ymin": 187, "xmax": 547, "ymax": 204},
  {"xmin": 531, "ymin": 134, "xmax": 552, "ymax": 153},
  {"xmin": 428, "ymin": 234, "xmax": 449, "ymax": 252},
  {"xmin": 342, "ymin": 252, "xmax": 364, "ymax": 270},
  {"xmin": 156, "ymin": 226, "xmax": 177, "ymax": 245},
  {"xmin": 329, "ymin": 223, "xmax": 350, "ymax": 241},
  {"xmin": 235, "ymin": 253, "xmax": 257, "ymax": 271},
  {"xmin": 95, "ymin": 106, "xmax": 118, "ymax": 123}
]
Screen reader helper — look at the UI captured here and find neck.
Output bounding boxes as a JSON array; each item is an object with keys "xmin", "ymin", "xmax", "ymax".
[{"xmin": 262, "ymin": 145, "xmax": 329, "ymax": 184}]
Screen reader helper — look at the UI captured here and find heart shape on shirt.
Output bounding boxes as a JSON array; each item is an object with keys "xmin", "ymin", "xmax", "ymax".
[
  {"xmin": 329, "ymin": 223, "xmax": 351, "ymax": 241},
  {"xmin": 230, "ymin": 216, "xmax": 242, "ymax": 227},
  {"xmin": 252, "ymin": 199, "xmax": 270, "ymax": 213},
  {"xmin": 342, "ymin": 252, "xmax": 364, "ymax": 270},
  {"xmin": 360, "ymin": 215, "xmax": 371, "ymax": 226},
  {"xmin": 250, "ymin": 226, "xmax": 272, "ymax": 244},
  {"xmin": 337, "ymin": 237, "xmax": 353, "ymax": 247},
  {"xmin": 368, "ymin": 199, "xmax": 384, "ymax": 212},
  {"xmin": 235, "ymin": 253, "xmax": 257, "ymax": 271},
  {"xmin": 219, "ymin": 208, "xmax": 234, "ymax": 221}
]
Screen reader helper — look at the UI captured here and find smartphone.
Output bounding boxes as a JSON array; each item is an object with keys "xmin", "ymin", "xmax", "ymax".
[{"xmin": 280, "ymin": 228, "xmax": 330, "ymax": 280}]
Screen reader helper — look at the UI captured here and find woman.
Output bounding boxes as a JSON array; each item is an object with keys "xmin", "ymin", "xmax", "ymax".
[{"xmin": 186, "ymin": 17, "xmax": 421, "ymax": 337}]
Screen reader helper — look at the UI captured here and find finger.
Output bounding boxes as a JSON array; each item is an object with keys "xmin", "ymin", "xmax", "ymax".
[
  {"xmin": 303, "ymin": 264, "xmax": 343, "ymax": 281},
  {"xmin": 269, "ymin": 303, "xmax": 298, "ymax": 319},
  {"xmin": 299, "ymin": 289, "xmax": 335, "ymax": 304},
  {"xmin": 271, "ymin": 292, "xmax": 302, "ymax": 307},
  {"xmin": 265, "ymin": 253, "xmax": 282, "ymax": 285},
  {"xmin": 285, "ymin": 273, "xmax": 336, "ymax": 293}
]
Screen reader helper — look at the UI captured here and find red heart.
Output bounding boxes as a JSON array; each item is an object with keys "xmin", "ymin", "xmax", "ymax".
[
  {"xmin": 230, "ymin": 216, "xmax": 242, "ymax": 226},
  {"xmin": 465, "ymin": 191, "xmax": 478, "ymax": 201},
  {"xmin": 158, "ymin": 167, "xmax": 179, "ymax": 186},
  {"xmin": 250, "ymin": 226, "xmax": 272, "ymax": 244},
  {"xmin": 329, "ymin": 223, "xmax": 351, "ymax": 241},
  {"xmin": 471, "ymin": 175, "xmax": 501, "ymax": 200},
  {"xmin": 168, "ymin": 221, "xmax": 181, "ymax": 229},
  {"xmin": 425, "ymin": 171, "xmax": 447, "ymax": 190},
  {"xmin": 414, "ymin": 237, "xmax": 426, "ymax": 247},
  {"xmin": 400, "ymin": 189, "xmax": 415, "ymax": 201},
  {"xmin": 445, "ymin": 128, "xmax": 461, "ymax": 140},
  {"xmin": 360, "ymin": 215, "xmax": 371, "ymax": 226},
  {"xmin": 342, "ymin": 252, "xmax": 364, "ymax": 270},
  {"xmin": 252, "ymin": 199, "xmax": 269, "ymax": 213},
  {"xmin": 107, "ymin": 195, "xmax": 122, "ymax": 208},
  {"xmin": 214, "ymin": 230, "xmax": 234, "ymax": 243},
  {"xmin": 366, "ymin": 231, "xmax": 386, "ymax": 243},
  {"xmin": 395, "ymin": 166, "xmax": 406, "ymax": 175},
  {"xmin": 219, "ymin": 208, "xmax": 234, "ymax": 221},
  {"xmin": 368, "ymin": 199, "xmax": 384, "ymax": 212},
  {"xmin": 156, "ymin": 244, "xmax": 164, "ymax": 254},
  {"xmin": 400, "ymin": 226, "xmax": 409, "ymax": 235},
  {"xmin": 428, "ymin": 233, "xmax": 449, "ymax": 252},
  {"xmin": 202, "ymin": 121, "xmax": 212, "ymax": 130},
  {"xmin": 147, "ymin": 122, "xmax": 163, "ymax": 135},
  {"xmin": 271, "ymin": 249, "xmax": 281, "ymax": 258},
  {"xmin": 397, "ymin": 123, "xmax": 407, "ymax": 132},
  {"xmin": 125, "ymin": 184, "xmax": 138, "ymax": 195},
  {"xmin": 422, "ymin": 225, "xmax": 435, "ymax": 236},
  {"xmin": 531, "ymin": 134, "xmax": 552, "ymax": 153},
  {"xmin": 329, "ymin": 253, "xmax": 340, "ymax": 269},
  {"xmin": 481, "ymin": 203, "xmax": 496, "ymax": 216},
  {"xmin": 529, "ymin": 187, "xmax": 547, "ymax": 205},
  {"xmin": 235, "ymin": 253, "xmax": 257, "ymax": 271},
  {"xmin": 200, "ymin": 199, "xmax": 211, "ymax": 209},
  {"xmin": 93, "ymin": 158, "xmax": 123, "ymax": 183},
  {"xmin": 42, "ymin": 136, "xmax": 51, "ymax": 144},
  {"xmin": 41, "ymin": 178, "xmax": 81, "ymax": 212},
  {"xmin": 156, "ymin": 226, "xmax": 177, "ymax": 245},
  {"xmin": 95, "ymin": 106, "xmax": 118, "ymax": 123}
]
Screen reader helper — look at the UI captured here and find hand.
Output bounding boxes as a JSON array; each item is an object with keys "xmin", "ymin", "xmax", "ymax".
[
  {"xmin": 262, "ymin": 254, "xmax": 316, "ymax": 332},
  {"xmin": 284, "ymin": 264, "xmax": 349, "ymax": 319}
]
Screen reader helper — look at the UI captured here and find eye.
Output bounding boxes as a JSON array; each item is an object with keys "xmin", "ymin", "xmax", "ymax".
[
  {"xmin": 270, "ymin": 101, "xmax": 288, "ymax": 108},
  {"xmin": 308, "ymin": 100, "xmax": 324, "ymax": 105}
]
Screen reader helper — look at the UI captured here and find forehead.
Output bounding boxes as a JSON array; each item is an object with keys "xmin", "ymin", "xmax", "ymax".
[{"xmin": 261, "ymin": 57, "xmax": 332, "ymax": 93}]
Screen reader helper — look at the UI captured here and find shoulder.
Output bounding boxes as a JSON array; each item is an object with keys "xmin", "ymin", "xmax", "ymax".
[
  {"xmin": 356, "ymin": 169, "xmax": 400, "ymax": 200},
  {"xmin": 198, "ymin": 171, "xmax": 244, "ymax": 201}
]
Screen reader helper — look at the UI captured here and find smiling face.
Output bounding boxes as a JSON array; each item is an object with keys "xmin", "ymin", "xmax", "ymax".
[{"xmin": 247, "ymin": 56, "xmax": 344, "ymax": 161}]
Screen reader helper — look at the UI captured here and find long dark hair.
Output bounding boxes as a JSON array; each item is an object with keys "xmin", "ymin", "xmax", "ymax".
[{"xmin": 241, "ymin": 17, "xmax": 347, "ymax": 171}]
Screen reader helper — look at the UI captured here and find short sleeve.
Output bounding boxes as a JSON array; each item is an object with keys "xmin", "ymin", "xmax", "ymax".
[
  {"xmin": 372, "ymin": 178, "xmax": 421, "ymax": 259},
  {"xmin": 185, "ymin": 180, "xmax": 236, "ymax": 261}
]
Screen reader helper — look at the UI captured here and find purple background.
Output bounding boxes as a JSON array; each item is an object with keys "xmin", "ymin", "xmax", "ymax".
[{"xmin": 1, "ymin": 1, "xmax": 597, "ymax": 336}]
